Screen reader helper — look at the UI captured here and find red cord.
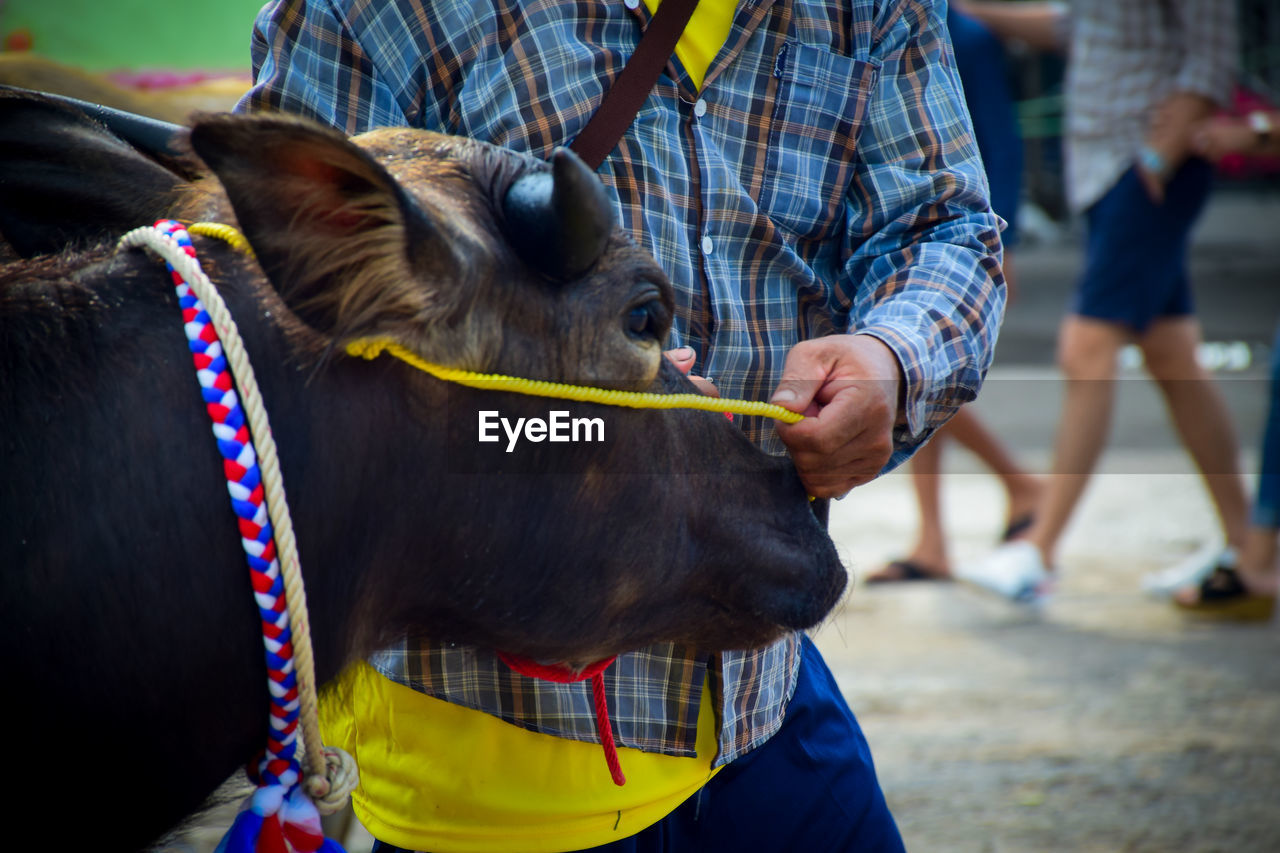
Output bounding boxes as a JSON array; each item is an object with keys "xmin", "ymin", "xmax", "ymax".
[
  {"xmin": 497, "ymin": 652, "xmax": 627, "ymax": 786},
  {"xmin": 589, "ymin": 670, "xmax": 626, "ymax": 785}
]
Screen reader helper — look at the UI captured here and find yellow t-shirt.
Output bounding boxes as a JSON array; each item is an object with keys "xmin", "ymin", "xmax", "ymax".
[
  {"xmin": 642, "ymin": 0, "xmax": 738, "ymax": 91},
  {"xmin": 320, "ymin": 661, "xmax": 722, "ymax": 852}
]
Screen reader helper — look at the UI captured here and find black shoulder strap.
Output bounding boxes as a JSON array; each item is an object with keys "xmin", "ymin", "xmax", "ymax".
[{"xmin": 570, "ymin": 0, "xmax": 701, "ymax": 169}]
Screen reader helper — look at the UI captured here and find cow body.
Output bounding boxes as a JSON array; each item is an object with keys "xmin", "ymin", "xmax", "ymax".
[{"xmin": 0, "ymin": 101, "xmax": 845, "ymax": 848}]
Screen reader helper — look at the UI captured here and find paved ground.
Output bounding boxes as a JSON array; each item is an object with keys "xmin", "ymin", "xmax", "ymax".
[
  {"xmin": 821, "ymin": 466, "xmax": 1279, "ymax": 853},
  {"xmin": 166, "ymin": 190, "xmax": 1280, "ymax": 852},
  {"xmin": 816, "ymin": 189, "xmax": 1280, "ymax": 853}
]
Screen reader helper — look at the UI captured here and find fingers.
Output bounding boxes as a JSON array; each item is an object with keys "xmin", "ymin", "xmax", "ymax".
[
  {"xmin": 663, "ymin": 346, "xmax": 720, "ymax": 396},
  {"xmin": 769, "ymin": 342, "xmax": 830, "ymax": 417},
  {"xmin": 769, "ymin": 335, "xmax": 903, "ymax": 497},
  {"xmin": 778, "ymin": 385, "xmax": 896, "ymax": 498},
  {"xmin": 664, "ymin": 346, "xmax": 696, "ymax": 375},
  {"xmin": 686, "ymin": 374, "xmax": 721, "ymax": 397}
]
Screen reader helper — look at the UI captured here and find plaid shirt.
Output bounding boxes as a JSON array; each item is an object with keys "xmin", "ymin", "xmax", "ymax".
[
  {"xmin": 1064, "ymin": 0, "xmax": 1238, "ymax": 212},
  {"xmin": 240, "ymin": 0, "xmax": 1003, "ymax": 765}
]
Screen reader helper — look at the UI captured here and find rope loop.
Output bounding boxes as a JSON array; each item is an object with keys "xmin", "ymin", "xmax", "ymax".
[{"xmin": 306, "ymin": 746, "xmax": 360, "ymax": 815}]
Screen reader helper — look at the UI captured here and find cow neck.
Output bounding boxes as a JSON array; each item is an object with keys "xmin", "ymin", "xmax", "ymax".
[{"xmin": 118, "ymin": 220, "xmax": 355, "ymax": 853}]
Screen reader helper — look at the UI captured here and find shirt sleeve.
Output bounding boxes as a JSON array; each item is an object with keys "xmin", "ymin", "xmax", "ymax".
[
  {"xmin": 842, "ymin": 0, "xmax": 1007, "ymax": 469},
  {"xmin": 1171, "ymin": 0, "xmax": 1238, "ymax": 107},
  {"xmin": 235, "ymin": 0, "xmax": 410, "ymax": 132}
]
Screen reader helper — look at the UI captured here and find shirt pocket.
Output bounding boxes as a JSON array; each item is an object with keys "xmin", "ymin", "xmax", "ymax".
[{"xmin": 758, "ymin": 43, "xmax": 879, "ymax": 243}]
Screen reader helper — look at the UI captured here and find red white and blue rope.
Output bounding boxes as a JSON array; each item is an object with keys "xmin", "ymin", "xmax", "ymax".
[{"xmin": 124, "ymin": 220, "xmax": 346, "ymax": 853}]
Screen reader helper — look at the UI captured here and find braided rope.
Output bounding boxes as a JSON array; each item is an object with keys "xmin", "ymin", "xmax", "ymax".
[
  {"xmin": 118, "ymin": 222, "xmax": 356, "ymax": 817},
  {"xmin": 345, "ymin": 337, "xmax": 806, "ymax": 423}
]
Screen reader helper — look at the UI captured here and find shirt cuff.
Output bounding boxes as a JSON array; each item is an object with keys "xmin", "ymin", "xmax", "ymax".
[{"xmin": 852, "ymin": 326, "xmax": 932, "ymax": 442}]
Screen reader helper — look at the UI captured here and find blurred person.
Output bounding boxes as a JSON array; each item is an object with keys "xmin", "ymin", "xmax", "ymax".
[
  {"xmin": 1170, "ymin": 108, "xmax": 1280, "ymax": 619},
  {"xmin": 952, "ymin": 0, "xmax": 1252, "ymax": 604},
  {"xmin": 868, "ymin": 5, "xmax": 1042, "ymax": 584}
]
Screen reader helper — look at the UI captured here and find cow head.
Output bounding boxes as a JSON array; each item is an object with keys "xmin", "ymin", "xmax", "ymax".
[
  {"xmin": 184, "ymin": 114, "xmax": 847, "ymax": 664},
  {"xmin": 3, "ymin": 101, "xmax": 846, "ymax": 665}
]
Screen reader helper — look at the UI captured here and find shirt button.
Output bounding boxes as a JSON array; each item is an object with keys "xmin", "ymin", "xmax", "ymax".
[
  {"xmin": 701, "ymin": 236, "xmax": 714, "ymax": 255},
  {"xmin": 694, "ymin": 98, "xmax": 708, "ymax": 118},
  {"xmin": 624, "ymin": 0, "xmax": 639, "ymax": 8}
]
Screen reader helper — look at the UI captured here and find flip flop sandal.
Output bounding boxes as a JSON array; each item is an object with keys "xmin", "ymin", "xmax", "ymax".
[
  {"xmin": 1175, "ymin": 566, "xmax": 1277, "ymax": 621},
  {"xmin": 865, "ymin": 559, "xmax": 951, "ymax": 584}
]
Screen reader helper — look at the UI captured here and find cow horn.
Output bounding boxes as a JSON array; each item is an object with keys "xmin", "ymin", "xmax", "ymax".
[{"xmin": 502, "ymin": 146, "xmax": 615, "ymax": 280}]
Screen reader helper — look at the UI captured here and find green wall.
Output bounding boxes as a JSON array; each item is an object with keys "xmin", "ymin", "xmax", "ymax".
[{"xmin": 0, "ymin": 0, "xmax": 266, "ymax": 72}]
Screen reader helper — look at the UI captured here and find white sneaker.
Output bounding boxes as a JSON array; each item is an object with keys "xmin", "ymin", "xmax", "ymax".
[
  {"xmin": 956, "ymin": 541, "xmax": 1053, "ymax": 605},
  {"xmin": 1141, "ymin": 543, "xmax": 1236, "ymax": 598}
]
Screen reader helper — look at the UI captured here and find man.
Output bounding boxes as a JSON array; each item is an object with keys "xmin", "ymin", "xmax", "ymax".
[
  {"xmin": 238, "ymin": 0, "xmax": 1005, "ymax": 848},
  {"xmin": 954, "ymin": 0, "xmax": 1250, "ymax": 605}
]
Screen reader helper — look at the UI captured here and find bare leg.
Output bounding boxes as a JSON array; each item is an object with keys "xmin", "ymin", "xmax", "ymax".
[
  {"xmin": 866, "ymin": 432, "xmax": 952, "ymax": 580},
  {"xmin": 1234, "ymin": 527, "xmax": 1280, "ymax": 596},
  {"xmin": 1138, "ymin": 317, "xmax": 1250, "ymax": 550},
  {"xmin": 877, "ymin": 405, "xmax": 1042, "ymax": 580},
  {"xmin": 945, "ymin": 406, "xmax": 1043, "ymax": 533},
  {"xmin": 906, "ymin": 432, "xmax": 949, "ymax": 573},
  {"xmin": 1024, "ymin": 315, "xmax": 1129, "ymax": 567},
  {"xmin": 881, "ymin": 252, "xmax": 1038, "ymax": 581}
]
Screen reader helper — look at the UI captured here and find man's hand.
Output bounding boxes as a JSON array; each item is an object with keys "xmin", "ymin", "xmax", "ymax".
[{"xmin": 770, "ymin": 334, "xmax": 904, "ymax": 498}]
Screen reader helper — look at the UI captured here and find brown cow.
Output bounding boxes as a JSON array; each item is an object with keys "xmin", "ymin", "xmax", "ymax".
[{"xmin": 0, "ymin": 102, "xmax": 845, "ymax": 848}]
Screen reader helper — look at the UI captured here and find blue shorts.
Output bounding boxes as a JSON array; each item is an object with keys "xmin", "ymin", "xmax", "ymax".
[
  {"xmin": 1074, "ymin": 158, "xmax": 1212, "ymax": 333},
  {"xmin": 947, "ymin": 9, "xmax": 1023, "ymax": 247},
  {"xmin": 372, "ymin": 635, "xmax": 905, "ymax": 853}
]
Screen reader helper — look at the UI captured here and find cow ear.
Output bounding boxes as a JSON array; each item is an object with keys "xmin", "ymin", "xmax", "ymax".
[
  {"xmin": 0, "ymin": 88, "xmax": 189, "ymax": 257},
  {"xmin": 189, "ymin": 113, "xmax": 440, "ymax": 340}
]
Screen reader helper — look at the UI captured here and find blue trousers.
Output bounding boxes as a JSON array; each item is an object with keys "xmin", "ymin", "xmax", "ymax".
[
  {"xmin": 374, "ymin": 635, "xmax": 904, "ymax": 853},
  {"xmin": 1255, "ymin": 325, "xmax": 1280, "ymax": 529}
]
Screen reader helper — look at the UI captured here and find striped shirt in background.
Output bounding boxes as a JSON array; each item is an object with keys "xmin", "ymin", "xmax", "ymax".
[
  {"xmin": 238, "ymin": 0, "xmax": 1005, "ymax": 766},
  {"xmin": 1065, "ymin": 0, "xmax": 1238, "ymax": 212}
]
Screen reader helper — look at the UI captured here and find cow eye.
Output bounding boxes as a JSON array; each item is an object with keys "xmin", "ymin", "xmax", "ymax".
[{"xmin": 626, "ymin": 301, "xmax": 663, "ymax": 340}]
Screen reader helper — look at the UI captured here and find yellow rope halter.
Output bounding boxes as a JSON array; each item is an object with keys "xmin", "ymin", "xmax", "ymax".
[
  {"xmin": 344, "ymin": 338, "xmax": 804, "ymax": 422},
  {"xmin": 188, "ymin": 221, "xmax": 802, "ymax": 423}
]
